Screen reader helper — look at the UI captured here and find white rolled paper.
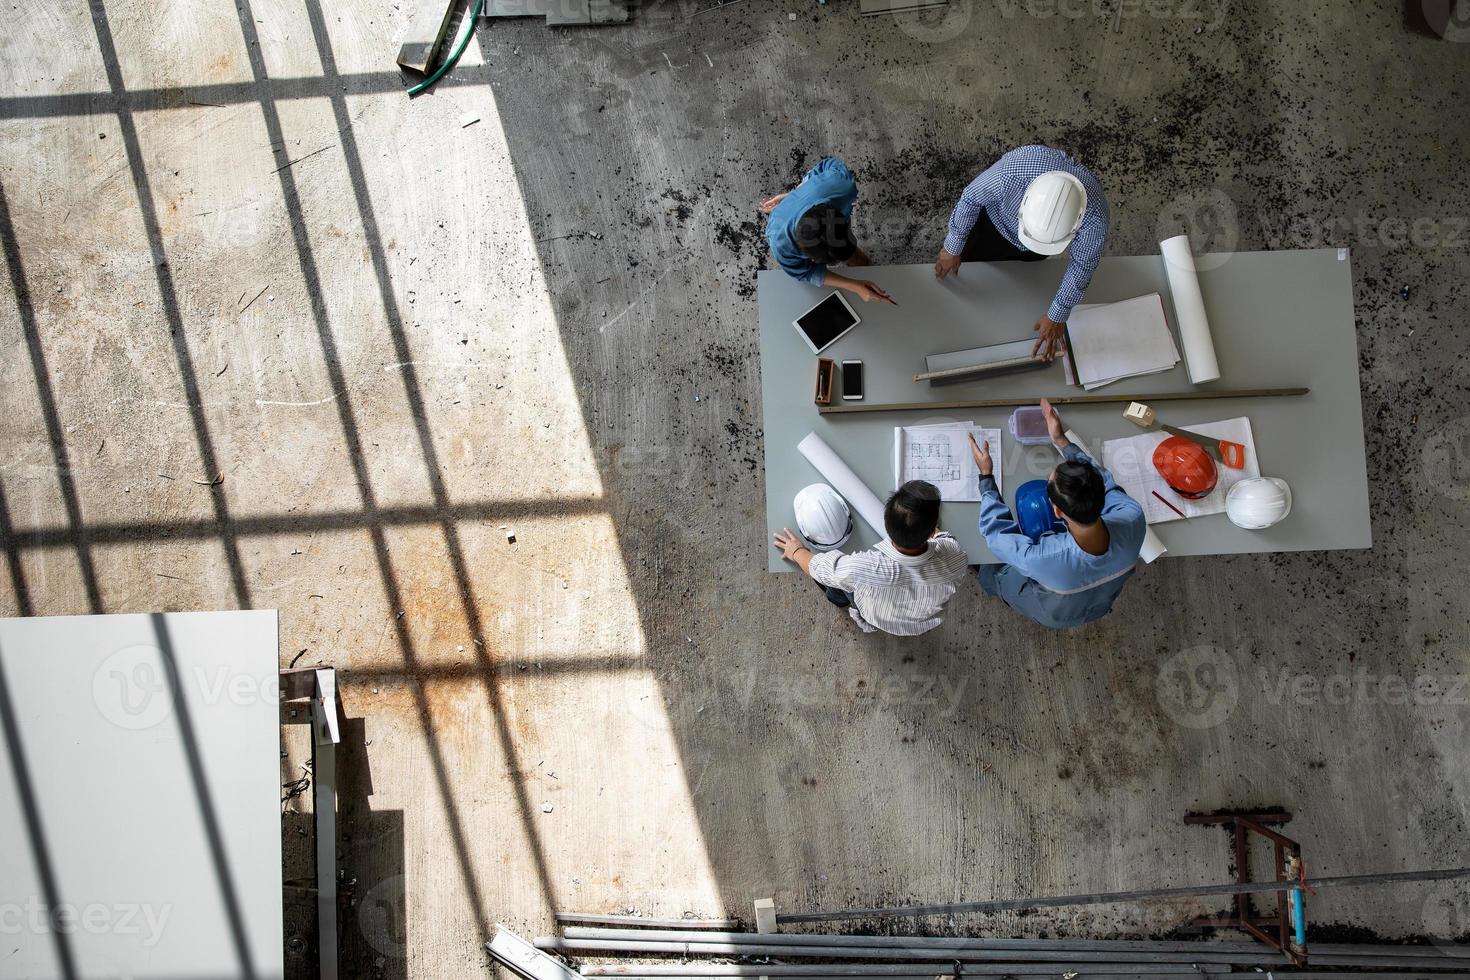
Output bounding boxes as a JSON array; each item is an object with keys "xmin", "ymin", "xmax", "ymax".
[
  {"xmin": 797, "ymin": 432, "xmax": 886, "ymax": 539},
  {"xmin": 1139, "ymin": 526, "xmax": 1168, "ymax": 564},
  {"xmin": 1160, "ymin": 234, "xmax": 1220, "ymax": 385}
]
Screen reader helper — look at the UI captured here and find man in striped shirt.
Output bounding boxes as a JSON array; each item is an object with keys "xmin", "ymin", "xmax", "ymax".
[
  {"xmin": 772, "ymin": 481, "xmax": 970, "ymax": 635},
  {"xmin": 934, "ymin": 145, "xmax": 1111, "ymax": 361}
]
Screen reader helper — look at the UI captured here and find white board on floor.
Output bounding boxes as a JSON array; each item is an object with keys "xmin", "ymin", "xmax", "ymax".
[{"xmin": 0, "ymin": 610, "xmax": 284, "ymax": 980}]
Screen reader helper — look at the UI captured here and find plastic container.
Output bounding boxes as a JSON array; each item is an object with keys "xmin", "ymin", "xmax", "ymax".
[{"xmin": 1008, "ymin": 406, "xmax": 1051, "ymax": 446}]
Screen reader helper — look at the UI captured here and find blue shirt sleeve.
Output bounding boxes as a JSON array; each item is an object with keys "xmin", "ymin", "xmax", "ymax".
[
  {"xmin": 977, "ymin": 474, "xmax": 1062, "ymax": 571},
  {"xmin": 776, "ymin": 251, "xmax": 827, "ymax": 285}
]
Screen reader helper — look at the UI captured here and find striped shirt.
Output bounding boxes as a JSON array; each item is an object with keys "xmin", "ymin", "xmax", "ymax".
[
  {"xmin": 807, "ymin": 534, "xmax": 971, "ymax": 635},
  {"xmin": 943, "ymin": 145, "xmax": 1110, "ymax": 323}
]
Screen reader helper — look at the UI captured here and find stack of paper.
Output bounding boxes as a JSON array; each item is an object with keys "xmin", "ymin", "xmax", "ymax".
[
  {"xmin": 1061, "ymin": 293, "xmax": 1180, "ymax": 390},
  {"xmin": 1100, "ymin": 417, "xmax": 1260, "ymax": 524},
  {"xmin": 892, "ymin": 421, "xmax": 1001, "ymax": 502}
]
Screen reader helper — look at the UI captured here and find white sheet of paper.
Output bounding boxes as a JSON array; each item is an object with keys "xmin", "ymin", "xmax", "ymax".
[
  {"xmin": 1063, "ymin": 294, "xmax": 1180, "ymax": 390},
  {"xmin": 1101, "ymin": 417, "xmax": 1261, "ymax": 524},
  {"xmin": 893, "ymin": 421, "xmax": 1001, "ymax": 501}
]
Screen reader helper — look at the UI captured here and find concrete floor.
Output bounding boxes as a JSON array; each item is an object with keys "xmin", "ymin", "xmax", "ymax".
[{"xmin": 2, "ymin": 1, "xmax": 1469, "ymax": 977}]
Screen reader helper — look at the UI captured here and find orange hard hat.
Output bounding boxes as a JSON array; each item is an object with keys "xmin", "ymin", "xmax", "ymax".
[{"xmin": 1152, "ymin": 436, "xmax": 1218, "ymax": 499}]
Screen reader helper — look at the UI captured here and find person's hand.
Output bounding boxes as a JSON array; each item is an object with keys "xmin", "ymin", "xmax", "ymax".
[
  {"xmin": 758, "ymin": 192, "xmax": 788, "ymax": 214},
  {"xmin": 934, "ymin": 248, "xmax": 962, "ymax": 280},
  {"xmin": 967, "ymin": 433, "xmax": 993, "ymax": 477},
  {"xmin": 773, "ymin": 527, "xmax": 806, "ymax": 561},
  {"xmin": 850, "ymin": 280, "xmax": 896, "ymax": 305},
  {"xmin": 1032, "ymin": 314, "xmax": 1066, "ymax": 361},
  {"xmin": 1039, "ymin": 397, "xmax": 1067, "ymax": 448}
]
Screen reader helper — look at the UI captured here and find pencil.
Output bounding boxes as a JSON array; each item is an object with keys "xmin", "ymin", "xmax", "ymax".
[{"xmin": 1151, "ymin": 490, "xmax": 1187, "ymax": 518}]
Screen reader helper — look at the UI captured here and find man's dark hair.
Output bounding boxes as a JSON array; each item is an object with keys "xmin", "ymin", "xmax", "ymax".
[
  {"xmin": 1047, "ymin": 460, "xmax": 1106, "ymax": 525},
  {"xmin": 794, "ymin": 205, "xmax": 858, "ymax": 265},
  {"xmin": 885, "ymin": 480, "xmax": 941, "ymax": 550}
]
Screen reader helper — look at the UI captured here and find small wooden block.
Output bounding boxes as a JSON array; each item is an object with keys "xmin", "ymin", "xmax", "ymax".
[
  {"xmin": 814, "ymin": 358, "xmax": 836, "ymax": 406},
  {"xmin": 1123, "ymin": 401, "xmax": 1155, "ymax": 427}
]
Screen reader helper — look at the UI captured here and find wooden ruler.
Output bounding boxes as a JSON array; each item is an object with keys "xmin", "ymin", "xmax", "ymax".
[{"xmin": 818, "ymin": 386, "xmax": 1310, "ymax": 416}]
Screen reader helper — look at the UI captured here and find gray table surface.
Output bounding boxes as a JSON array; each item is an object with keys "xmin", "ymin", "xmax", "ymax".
[{"xmin": 759, "ymin": 249, "xmax": 1371, "ymax": 572}]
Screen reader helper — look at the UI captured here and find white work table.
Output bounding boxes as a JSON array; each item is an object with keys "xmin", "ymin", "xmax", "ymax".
[{"xmin": 758, "ymin": 249, "xmax": 1371, "ymax": 572}]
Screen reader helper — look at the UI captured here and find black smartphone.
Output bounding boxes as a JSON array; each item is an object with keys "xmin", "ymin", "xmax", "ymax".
[{"xmin": 841, "ymin": 360, "xmax": 864, "ymax": 400}]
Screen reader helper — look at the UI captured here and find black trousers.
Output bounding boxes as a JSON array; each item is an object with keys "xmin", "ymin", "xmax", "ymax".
[
  {"xmin": 813, "ymin": 577, "xmax": 853, "ymax": 608},
  {"xmin": 960, "ymin": 209, "xmax": 1047, "ymax": 263}
]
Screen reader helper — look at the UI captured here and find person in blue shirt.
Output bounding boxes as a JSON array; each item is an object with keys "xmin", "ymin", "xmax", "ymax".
[
  {"xmin": 967, "ymin": 399, "xmax": 1145, "ymax": 630},
  {"xmin": 760, "ymin": 157, "xmax": 896, "ymax": 305}
]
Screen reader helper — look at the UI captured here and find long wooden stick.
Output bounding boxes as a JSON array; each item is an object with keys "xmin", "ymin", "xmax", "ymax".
[{"xmin": 818, "ymin": 386, "xmax": 1310, "ymax": 416}]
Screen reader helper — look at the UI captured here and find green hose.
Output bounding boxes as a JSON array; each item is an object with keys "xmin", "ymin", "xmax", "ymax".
[{"xmin": 408, "ymin": 0, "xmax": 485, "ymax": 97}]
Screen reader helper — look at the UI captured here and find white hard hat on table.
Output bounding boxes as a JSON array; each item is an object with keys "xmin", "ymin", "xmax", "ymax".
[
  {"xmin": 794, "ymin": 483, "xmax": 853, "ymax": 551},
  {"xmin": 1225, "ymin": 477, "xmax": 1293, "ymax": 529},
  {"xmin": 1017, "ymin": 171, "xmax": 1087, "ymax": 255}
]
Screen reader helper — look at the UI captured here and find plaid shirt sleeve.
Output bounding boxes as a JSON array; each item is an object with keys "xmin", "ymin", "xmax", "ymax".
[
  {"xmin": 1049, "ymin": 195, "xmax": 1110, "ymax": 323},
  {"xmin": 942, "ymin": 161, "xmax": 1013, "ymax": 257}
]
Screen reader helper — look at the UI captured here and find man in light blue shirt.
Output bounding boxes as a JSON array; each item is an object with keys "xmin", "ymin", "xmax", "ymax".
[
  {"xmin": 968, "ymin": 400, "xmax": 1145, "ymax": 630},
  {"xmin": 934, "ymin": 145, "xmax": 1110, "ymax": 360},
  {"xmin": 761, "ymin": 157, "xmax": 895, "ymax": 305}
]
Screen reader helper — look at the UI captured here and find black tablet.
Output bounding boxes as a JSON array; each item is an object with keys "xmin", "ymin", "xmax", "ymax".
[{"xmin": 793, "ymin": 292, "xmax": 861, "ymax": 355}]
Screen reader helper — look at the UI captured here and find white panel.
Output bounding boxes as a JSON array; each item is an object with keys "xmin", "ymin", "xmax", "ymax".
[{"xmin": 0, "ymin": 610, "xmax": 283, "ymax": 980}]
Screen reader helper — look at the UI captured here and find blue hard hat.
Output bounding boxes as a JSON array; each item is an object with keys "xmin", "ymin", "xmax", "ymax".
[{"xmin": 1015, "ymin": 479, "xmax": 1065, "ymax": 542}]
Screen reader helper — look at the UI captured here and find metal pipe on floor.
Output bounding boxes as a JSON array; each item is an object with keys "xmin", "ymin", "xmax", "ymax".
[
  {"xmin": 1308, "ymin": 956, "xmax": 1470, "ymax": 969},
  {"xmin": 559, "ymin": 927, "xmax": 1271, "ymax": 953},
  {"xmin": 1219, "ymin": 975, "xmax": 1470, "ymax": 980},
  {"xmin": 584, "ymin": 976, "xmax": 1217, "ymax": 980},
  {"xmin": 585, "ymin": 975, "xmax": 1217, "ymax": 980},
  {"xmin": 776, "ymin": 868, "xmax": 1470, "ymax": 924},
  {"xmin": 561, "ymin": 929, "xmax": 1470, "ymax": 963},
  {"xmin": 558, "ymin": 914, "xmax": 743, "ymax": 930},
  {"xmin": 1311, "ymin": 945, "xmax": 1470, "ymax": 960},
  {"xmin": 578, "ymin": 976, "xmax": 952, "ymax": 980},
  {"xmin": 546, "ymin": 939, "xmax": 1468, "ymax": 972},
  {"xmin": 539, "ymin": 937, "xmax": 1274, "ymax": 965},
  {"xmin": 577, "ymin": 965, "xmax": 1226, "ymax": 977},
  {"xmin": 551, "ymin": 930, "xmax": 1470, "ymax": 970}
]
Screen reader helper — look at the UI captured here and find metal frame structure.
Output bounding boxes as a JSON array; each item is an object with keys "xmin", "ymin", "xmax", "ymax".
[
  {"xmin": 1186, "ymin": 811, "xmax": 1306, "ymax": 964},
  {"xmin": 281, "ymin": 666, "xmax": 341, "ymax": 980}
]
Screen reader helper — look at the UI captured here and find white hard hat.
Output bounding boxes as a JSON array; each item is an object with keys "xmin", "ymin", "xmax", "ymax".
[
  {"xmin": 1225, "ymin": 477, "xmax": 1293, "ymax": 530},
  {"xmin": 794, "ymin": 483, "xmax": 852, "ymax": 551},
  {"xmin": 1017, "ymin": 171, "xmax": 1087, "ymax": 255}
]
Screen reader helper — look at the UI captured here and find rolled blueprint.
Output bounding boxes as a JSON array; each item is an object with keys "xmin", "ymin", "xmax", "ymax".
[
  {"xmin": 1138, "ymin": 526, "xmax": 1168, "ymax": 564},
  {"xmin": 1160, "ymin": 234, "xmax": 1221, "ymax": 385},
  {"xmin": 1063, "ymin": 428, "xmax": 1166, "ymax": 564},
  {"xmin": 797, "ymin": 432, "xmax": 886, "ymax": 538}
]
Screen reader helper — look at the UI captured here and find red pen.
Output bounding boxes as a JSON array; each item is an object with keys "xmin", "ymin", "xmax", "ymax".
[{"xmin": 1151, "ymin": 490, "xmax": 1187, "ymax": 518}]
